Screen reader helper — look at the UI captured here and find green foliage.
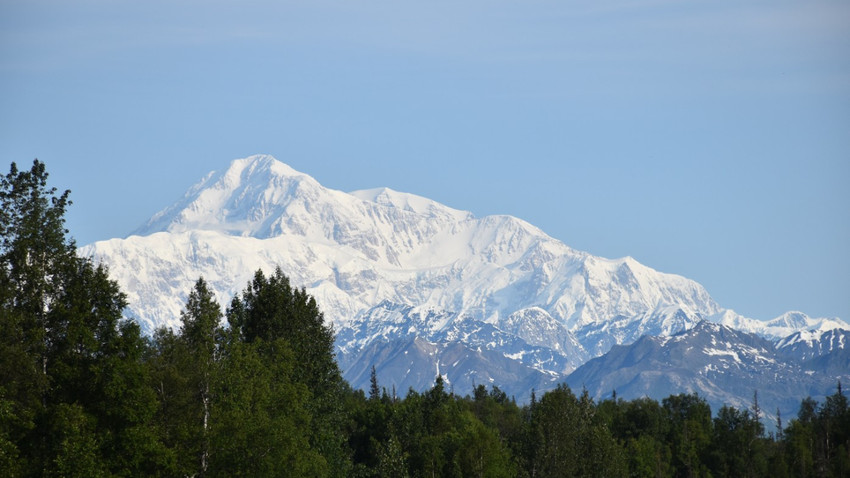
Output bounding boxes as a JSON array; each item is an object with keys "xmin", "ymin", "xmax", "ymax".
[
  {"xmin": 0, "ymin": 160, "xmax": 169, "ymax": 475},
  {"xmin": 149, "ymin": 278, "xmax": 224, "ymax": 476},
  {"xmin": 44, "ymin": 403, "xmax": 105, "ymax": 478},
  {"xmin": 663, "ymin": 393, "xmax": 713, "ymax": 477},
  {"xmin": 210, "ymin": 337, "xmax": 326, "ymax": 477},
  {"xmin": 784, "ymin": 384, "xmax": 850, "ymax": 477},
  {"xmin": 228, "ymin": 267, "xmax": 351, "ymax": 476},
  {"xmin": 710, "ymin": 404, "xmax": 769, "ymax": 477},
  {"xmin": 375, "ymin": 434, "xmax": 408, "ymax": 478},
  {"xmin": 228, "ymin": 267, "xmax": 338, "ymax": 391},
  {"xmin": 0, "ymin": 160, "xmax": 76, "ymax": 473},
  {"xmin": 530, "ymin": 385, "xmax": 626, "ymax": 477},
  {"xmin": 4, "ymin": 159, "xmax": 850, "ymax": 477},
  {"xmin": 600, "ymin": 397, "xmax": 673, "ymax": 477},
  {"xmin": 625, "ymin": 434, "xmax": 674, "ymax": 478}
]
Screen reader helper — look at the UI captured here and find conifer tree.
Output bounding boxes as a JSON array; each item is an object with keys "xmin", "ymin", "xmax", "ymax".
[{"xmin": 369, "ymin": 365, "xmax": 380, "ymax": 401}]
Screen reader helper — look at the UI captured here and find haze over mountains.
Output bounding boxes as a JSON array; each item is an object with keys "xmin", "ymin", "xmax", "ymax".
[{"xmin": 80, "ymin": 155, "xmax": 848, "ymax": 414}]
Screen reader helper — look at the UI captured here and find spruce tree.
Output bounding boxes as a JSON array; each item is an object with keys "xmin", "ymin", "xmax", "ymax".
[{"xmin": 369, "ymin": 365, "xmax": 380, "ymax": 401}]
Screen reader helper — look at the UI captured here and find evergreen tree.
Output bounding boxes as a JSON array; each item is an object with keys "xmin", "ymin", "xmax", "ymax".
[
  {"xmin": 818, "ymin": 382, "xmax": 850, "ymax": 476},
  {"xmin": 369, "ymin": 365, "xmax": 380, "ymax": 402}
]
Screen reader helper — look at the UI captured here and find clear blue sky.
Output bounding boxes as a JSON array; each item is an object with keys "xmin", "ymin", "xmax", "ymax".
[{"xmin": 2, "ymin": 0, "xmax": 848, "ymax": 322}]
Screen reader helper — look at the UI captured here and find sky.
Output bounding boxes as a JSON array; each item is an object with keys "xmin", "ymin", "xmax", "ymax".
[{"xmin": 1, "ymin": 0, "xmax": 848, "ymax": 323}]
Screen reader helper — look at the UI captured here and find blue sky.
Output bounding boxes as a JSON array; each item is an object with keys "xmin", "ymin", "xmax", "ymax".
[{"xmin": 2, "ymin": 0, "xmax": 848, "ymax": 322}]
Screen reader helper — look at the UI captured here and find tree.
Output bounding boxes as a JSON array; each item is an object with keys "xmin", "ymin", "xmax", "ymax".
[
  {"xmin": 0, "ymin": 160, "xmax": 76, "ymax": 465},
  {"xmin": 228, "ymin": 268, "xmax": 341, "ymax": 397},
  {"xmin": 531, "ymin": 384, "xmax": 626, "ymax": 477},
  {"xmin": 711, "ymin": 405, "xmax": 753, "ymax": 476},
  {"xmin": 376, "ymin": 434, "xmax": 408, "ymax": 478},
  {"xmin": 179, "ymin": 277, "xmax": 222, "ymax": 476},
  {"xmin": 228, "ymin": 267, "xmax": 351, "ymax": 476},
  {"xmin": 818, "ymin": 382, "xmax": 850, "ymax": 476},
  {"xmin": 0, "ymin": 160, "xmax": 168, "ymax": 475},
  {"xmin": 369, "ymin": 365, "xmax": 380, "ymax": 402},
  {"xmin": 0, "ymin": 160, "xmax": 75, "ymax": 329},
  {"xmin": 785, "ymin": 397, "xmax": 817, "ymax": 477},
  {"xmin": 150, "ymin": 278, "xmax": 223, "ymax": 476},
  {"xmin": 1, "ymin": 160, "xmax": 92, "ymax": 472},
  {"xmin": 600, "ymin": 397, "xmax": 672, "ymax": 477},
  {"xmin": 662, "ymin": 393, "xmax": 712, "ymax": 477},
  {"xmin": 210, "ymin": 336, "xmax": 325, "ymax": 477}
]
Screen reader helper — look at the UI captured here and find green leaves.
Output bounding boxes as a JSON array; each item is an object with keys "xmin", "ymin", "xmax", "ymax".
[
  {"xmin": 2, "ymin": 159, "xmax": 849, "ymax": 477},
  {"xmin": 1, "ymin": 160, "xmax": 168, "ymax": 475},
  {"xmin": 530, "ymin": 385, "xmax": 626, "ymax": 477},
  {"xmin": 228, "ymin": 267, "xmax": 350, "ymax": 477},
  {"xmin": 210, "ymin": 339, "xmax": 325, "ymax": 477}
]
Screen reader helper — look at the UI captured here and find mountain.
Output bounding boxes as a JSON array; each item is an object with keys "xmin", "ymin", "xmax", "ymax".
[
  {"xmin": 566, "ymin": 321, "xmax": 848, "ymax": 419},
  {"xmin": 336, "ymin": 302, "xmax": 575, "ymax": 400},
  {"xmin": 80, "ymin": 155, "xmax": 847, "ymax": 400},
  {"xmin": 776, "ymin": 327, "xmax": 850, "ymax": 362},
  {"xmin": 714, "ymin": 309, "xmax": 848, "ymax": 341}
]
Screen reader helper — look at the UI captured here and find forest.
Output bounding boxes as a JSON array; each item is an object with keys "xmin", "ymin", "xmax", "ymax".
[{"xmin": 1, "ymin": 159, "xmax": 848, "ymax": 477}]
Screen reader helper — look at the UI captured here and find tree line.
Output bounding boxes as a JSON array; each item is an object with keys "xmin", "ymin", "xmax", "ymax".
[{"xmin": 1, "ymin": 159, "xmax": 848, "ymax": 477}]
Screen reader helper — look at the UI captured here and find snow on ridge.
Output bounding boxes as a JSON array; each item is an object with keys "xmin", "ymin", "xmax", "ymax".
[
  {"xmin": 132, "ymin": 154, "xmax": 319, "ymax": 237},
  {"xmin": 706, "ymin": 308, "xmax": 848, "ymax": 344},
  {"xmin": 349, "ymin": 187, "xmax": 471, "ymax": 222},
  {"xmin": 96, "ymin": 156, "xmax": 717, "ymax": 332},
  {"xmin": 84, "ymin": 154, "xmax": 845, "ymax": 376}
]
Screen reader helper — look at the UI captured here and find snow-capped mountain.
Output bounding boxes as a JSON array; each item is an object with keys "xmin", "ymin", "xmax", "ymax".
[
  {"xmin": 566, "ymin": 321, "xmax": 848, "ymax": 419},
  {"xmin": 712, "ymin": 309, "xmax": 847, "ymax": 341},
  {"xmin": 80, "ymin": 155, "xmax": 847, "ymax": 398},
  {"xmin": 776, "ymin": 328, "xmax": 850, "ymax": 362}
]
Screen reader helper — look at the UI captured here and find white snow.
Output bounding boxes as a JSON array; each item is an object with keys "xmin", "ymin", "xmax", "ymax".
[
  {"xmin": 79, "ymin": 154, "xmax": 846, "ymax": 375},
  {"xmin": 704, "ymin": 348, "xmax": 741, "ymax": 363}
]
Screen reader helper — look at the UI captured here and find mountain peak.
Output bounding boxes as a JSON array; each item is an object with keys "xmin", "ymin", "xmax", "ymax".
[
  {"xmin": 104, "ymin": 154, "xmax": 730, "ymax": 337},
  {"xmin": 768, "ymin": 311, "xmax": 810, "ymax": 329},
  {"xmin": 84, "ymin": 154, "xmax": 847, "ymax": 407},
  {"xmin": 132, "ymin": 155, "xmax": 323, "ymax": 238},
  {"xmin": 228, "ymin": 154, "xmax": 306, "ymax": 180}
]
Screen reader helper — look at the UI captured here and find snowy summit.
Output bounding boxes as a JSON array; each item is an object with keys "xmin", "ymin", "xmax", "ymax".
[{"xmin": 81, "ymin": 155, "xmax": 847, "ymax": 399}]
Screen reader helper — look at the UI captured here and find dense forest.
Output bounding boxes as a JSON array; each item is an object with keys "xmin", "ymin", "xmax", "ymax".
[{"xmin": 1, "ymin": 159, "xmax": 848, "ymax": 477}]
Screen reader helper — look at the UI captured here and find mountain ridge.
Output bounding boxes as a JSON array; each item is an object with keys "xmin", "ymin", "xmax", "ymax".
[
  {"xmin": 80, "ymin": 154, "xmax": 846, "ymax": 399},
  {"xmin": 566, "ymin": 320, "xmax": 849, "ymax": 418}
]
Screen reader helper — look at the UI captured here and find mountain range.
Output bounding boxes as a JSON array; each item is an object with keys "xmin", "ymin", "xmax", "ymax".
[
  {"xmin": 567, "ymin": 321, "xmax": 850, "ymax": 418},
  {"xmin": 80, "ymin": 155, "xmax": 848, "ymax": 414}
]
